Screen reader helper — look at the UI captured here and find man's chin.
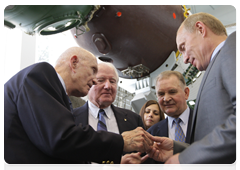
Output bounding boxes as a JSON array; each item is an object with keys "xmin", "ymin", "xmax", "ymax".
[
  {"xmin": 164, "ymin": 110, "xmax": 176, "ymax": 116},
  {"xmin": 100, "ymin": 98, "xmax": 112, "ymax": 103},
  {"xmin": 77, "ymin": 90, "xmax": 88, "ymax": 98}
]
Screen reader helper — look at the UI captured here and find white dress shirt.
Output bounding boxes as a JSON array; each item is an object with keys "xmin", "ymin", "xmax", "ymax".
[
  {"xmin": 56, "ymin": 72, "xmax": 67, "ymax": 94},
  {"xmin": 210, "ymin": 40, "xmax": 225, "ymax": 62},
  {"xmin": 168, "ymin": 106, "xmax": 190, "ymax": 140},
  {"xmin": 88, "ymin": 101, "xmax": 120, "ymax": 164},
  {"xmin": 88, "ymin": 101, "xmax": 120, "ymax": 134}
]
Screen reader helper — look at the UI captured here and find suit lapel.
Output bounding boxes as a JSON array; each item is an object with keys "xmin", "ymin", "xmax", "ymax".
[
  {"xmin": 111, "ymin": 105, "xmax": 125, "ymax": 134},
  {"xmin": 186, "ymin": 108, "xmax": 193, "ymax": 143},
  {"xmin": 157, "ymin": 118, "xmax": 168, "ymax": 137},
  {"xmin": 73, "ymin": 102, "xmax": 89, "ymax": 127},
  {"xmin": 54, "ymin": 71, "xmax": 71, "ymax": 112},
  {"xmin": 190, "ymin": 49, "xmax": 221, "ymax": 140}
]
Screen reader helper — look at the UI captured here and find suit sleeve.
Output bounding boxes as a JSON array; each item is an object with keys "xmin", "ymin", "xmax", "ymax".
[
  {"xmin": 17, "ymin": 63, "xmax": 124, "ymax": 163},
  {"xmin": 178, "ymin": 32, "xmax": 236, "ymax": 164}
]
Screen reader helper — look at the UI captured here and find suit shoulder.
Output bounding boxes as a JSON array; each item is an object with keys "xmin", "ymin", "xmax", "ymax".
[
  {"xmin": 73, "ymin": 102, "xmax": 88, "ymax": 117},
  {"xmin": 113, "ymin": 106, "xmax": 139, "ymax": 117},
  {"xmin": 21, "ymin": 62, "xmax": 54, "ymax": 77},
  {"xmin": 219, "ymin": 31, "xmax": 235, "ymax": 51},
  {"xmin": 32, "ymin": 62, "xmax": 54, "ymax": 71},
  {"xmin": 73, "ymin": 105, "xmax": 85, "ymax": 113},
  {"xmin": 73, "ymin": 105, "xmax": 84, "ymax": 111},
  {"xmin": 147, "ymin": 119, "xmax": 167, "ymax": 133},
  {"xmin": 228, "ymin": 31, "xmax": 236, "ymax": 40}
]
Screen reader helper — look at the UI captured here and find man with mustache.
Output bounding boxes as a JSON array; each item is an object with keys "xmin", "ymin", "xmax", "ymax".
[
  {"xmin": 74, "ymin": 61, "xmax": 148, "ymax": 164},
  {"xmin": 146, "ymin": 71, "xmax": 193, "ymax": 163}
]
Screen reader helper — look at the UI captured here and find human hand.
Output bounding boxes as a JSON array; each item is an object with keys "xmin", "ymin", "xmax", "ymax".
[
  {"xmin": 121, "ymin": 127, "xmax": 154, "ymax": 153},
  {"xmin": 121, "ymin": 152, "xmax": 149, "ymax": 164},
  {"xmin": 147, "ymin": 136, "xmax": 173, "ymax": 162},
  {"xmin": 118, "ymin": 152, "xmax": 141, "ymax": 170},
  {"xmin": 163, "ymin": 153, "xmax": 182, "ymax": 170}
]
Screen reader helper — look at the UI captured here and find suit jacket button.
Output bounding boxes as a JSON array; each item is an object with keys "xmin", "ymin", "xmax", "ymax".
[
  {"xmin": 102, "ymin": 161, "xmax": 105, "ymax": 164},
  {"xmin": 110, "ymin": 161, "xmax": 114, "ymax": 164},
  {"xmin": 106, "ymin": 160, "xmax": 110, "ymax": 164}
]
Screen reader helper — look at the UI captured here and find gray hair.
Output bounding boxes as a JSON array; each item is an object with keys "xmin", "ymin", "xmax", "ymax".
[
  {"xmin": 181, "ymin": 12, "xmax": 227, "ymax": 36},
  {"xmin": 98, "ymin": 62, "xmax": 119, "ymax": 82},
  {"xmin": 155, "ymin": 70, "xmax": 186, "ymax": 89}
]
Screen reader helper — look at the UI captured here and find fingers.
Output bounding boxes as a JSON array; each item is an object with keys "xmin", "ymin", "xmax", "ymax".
[
  {"xmin": 143, "ymin": 130, "xmax": 153, "ymax": 139},
  {"xmin": 143, "ymin": 131, "xmax": 153, "ymax": 146},
  {"xmin": 122, "ymin": 127, "xmax": 155, "ymax": 153},
  {"xmin": 128, "ymin": 152, "xmax": 141, "ymax": 159},
  {"xmin": 147, "ymin": 147, "xmax": 156, "ymax": 158},
  {"xmin": 121, "ymin": 152, "xmax": 149, "ymax": 164},
  {"xmin": 147, "ymin": 147, "xmax": 161, "ymax": 162},
  {"xmin": 138, "ymin": 128, "xmax": 154, "ymax": 152},
  {"xmin": 141, "ymin": 154, "xmax": 149, "ymax": 163},
  {"xmin": 121, "ymin": 152, "xmax": 142, "ymax": 164},
  {"xmin": 151, "ymin": 136, "xmax": 166, "ymax": 143}
]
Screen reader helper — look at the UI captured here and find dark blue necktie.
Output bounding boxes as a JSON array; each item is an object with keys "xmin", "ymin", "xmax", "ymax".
[
  {"xmin": 67, "ymin": 96, "xmax": 73, "ymax": 113},
  {"xmin": 174, "ymin": 118, "xmax": 186, "ymax": 142},
  {"xmin": 97, "ymin": 109, "xmax": 107, "ymax": 131}
]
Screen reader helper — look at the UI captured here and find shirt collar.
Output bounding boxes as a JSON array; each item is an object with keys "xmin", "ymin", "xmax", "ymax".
[
  {"xmin": 168, "ymin": 106, "xmax": 190, "ymax": 128},
  {"xmin": 88, "ymin": 101, "xmax": 111, "ymax": 119},
  {"xmin": 210, "ymin": 41, "xmax": 225, "ymax": 62},
  {"xmin": 56, "ymin": 72, "xmax": 67, "ymax": 94}
]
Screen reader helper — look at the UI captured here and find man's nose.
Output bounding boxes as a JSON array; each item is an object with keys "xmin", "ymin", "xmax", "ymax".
[
  {"xmin": 92, "ymin": 78, "xmax": 97, "ymax": 85},
  {"xmin": 163, "ymin": 94, "xmax": 171, "ymax": 102},
  {"xmin": 104, "ymin": 80, "xmax": 111, "ymax": 89},
  {"xmin": 183, "ymin": 54, "xmax": 189, "ymax": 64}
]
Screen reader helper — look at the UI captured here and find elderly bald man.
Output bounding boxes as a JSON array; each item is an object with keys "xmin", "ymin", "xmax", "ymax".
[{"xmin": 4, "ymin": 47, "xmax": 154, "ymax": 164}]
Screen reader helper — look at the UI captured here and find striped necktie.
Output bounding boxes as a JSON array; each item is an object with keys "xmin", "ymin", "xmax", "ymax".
[
  {"xmin": 174, "ymin": 118, "xmax": 186, "ymax": 142},
  {"xmin": 97, "ymin": 109, "xmax": 107, "ymax": 131}
]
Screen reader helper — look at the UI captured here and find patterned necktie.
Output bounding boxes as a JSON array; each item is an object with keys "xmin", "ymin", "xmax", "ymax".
[
  {"xmin": 97, "ymin": 109, "xmax": 107, "ymax": 131},
  {"xmin": 67, "ymin": 96, "xmax": 73, "ymax": 113},
  {"xmin": 174, "ymin": 118, "xmax": 186, "ymax": 142}
]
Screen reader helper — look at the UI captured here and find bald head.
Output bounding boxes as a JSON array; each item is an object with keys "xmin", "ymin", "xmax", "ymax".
[
  {"xmin": 55, "ymin": 47, "xmax": 95, "ymax": 68},
  {"xmin": 55, "ymin": 47, "xmax": 98, "ymax": 97}
]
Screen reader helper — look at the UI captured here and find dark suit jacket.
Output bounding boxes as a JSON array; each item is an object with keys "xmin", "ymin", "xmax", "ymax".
[
  {"xmin": 73, "ymin": 102, "xmax": 144, "ymax": 159},
  {"xmin": 176, "ymin": 31, "xmax": 236, "ymax": 164},
  {"xmin": 4, "ymin": 62, "xmax": 123, "ymax": 164},
  {"xmin": 73, "ymin": 101, "xmax": 144, "ymax": 134},
  {"xmin": 145, "ymin": 108, "xmax": 193, "ymax": 163}
]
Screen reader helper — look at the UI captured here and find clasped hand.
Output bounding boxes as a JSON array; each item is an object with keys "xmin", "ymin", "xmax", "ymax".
[{"xmin": 121, "ymin": 128, "xmax": 174, "ymax": 163}]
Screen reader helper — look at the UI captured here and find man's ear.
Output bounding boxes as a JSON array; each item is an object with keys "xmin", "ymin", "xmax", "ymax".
[
  {"xmin": 184, "ymin": 86, "xmax": 190, "ymax": 100},
  {"xmin": 195, "ymin": 21, "xmax": 206, "ymax": 37},
  {"xmin": 69, "ymin": 55, "xmax": 79, "ymax": 73}
]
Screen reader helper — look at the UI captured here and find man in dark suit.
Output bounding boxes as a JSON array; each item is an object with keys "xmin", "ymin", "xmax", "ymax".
[
  {"xmin": 4, "ymin": 47, "xmax": 154, "ymax": 164},
  {"xmin": 148, "ymin": 12, "xmax": 236, "ymax": 164},
  {"xmin": 146, "ymin": 71, "xmax": 193, "ymax": 163},
  {"xmin": 74, "ymin": 62, "xmax": 146, "ymax": 164}
]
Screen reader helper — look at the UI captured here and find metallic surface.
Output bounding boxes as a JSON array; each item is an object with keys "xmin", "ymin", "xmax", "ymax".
[
  {"xmin": 71, "ymin": 5, "xmax": 184, "ymax": 78},
  {"xmin": 4, "ymin": 5, "xmax": 94, "ymax": 35}
]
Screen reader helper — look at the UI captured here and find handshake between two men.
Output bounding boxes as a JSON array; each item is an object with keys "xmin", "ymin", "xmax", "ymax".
[{"xmin": 121, "ymin": 127, "xmax": 173, "ymax": 164}]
